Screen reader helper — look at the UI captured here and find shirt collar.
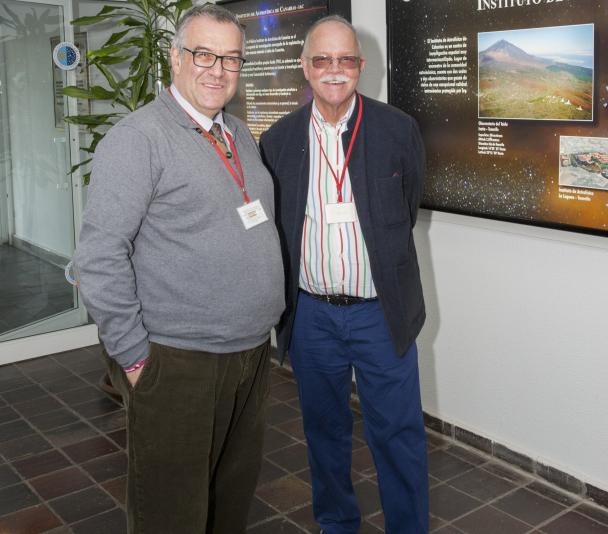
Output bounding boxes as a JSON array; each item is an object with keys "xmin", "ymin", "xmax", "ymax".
[
  {"xmin": 170, "ymin": 84, "xmax": 231, "ymax": 135},
  {"xmin": 312, "ymin": 93, "xmax": 357, "ymax": 131}
]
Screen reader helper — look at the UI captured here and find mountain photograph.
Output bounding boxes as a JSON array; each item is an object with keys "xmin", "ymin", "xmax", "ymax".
[{"xmin": 478, "ymin": 24, "xmax": 594, "ymax": 121}]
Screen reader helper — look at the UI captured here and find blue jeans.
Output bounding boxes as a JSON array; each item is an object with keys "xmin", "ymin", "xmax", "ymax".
[{"xmin": 289, "ymin": 292, "xmax": 429, "ymax": 534}]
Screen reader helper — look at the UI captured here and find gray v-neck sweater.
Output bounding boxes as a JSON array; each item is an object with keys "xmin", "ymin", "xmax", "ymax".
[{"xmin": 74, "ymin": 91, "xmax": 285, "ymax": 368}]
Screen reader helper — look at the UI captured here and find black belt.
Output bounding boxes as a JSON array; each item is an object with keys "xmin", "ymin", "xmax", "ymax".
[{"xmin": 300, "ymin": 289, "xmax": 378, "ymax": 306}]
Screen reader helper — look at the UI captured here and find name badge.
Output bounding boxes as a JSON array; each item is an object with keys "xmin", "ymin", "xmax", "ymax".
[
  {"xmin": 237, "ymin": 199, "xmax": 269, "ymax": 229},
  {"xmin": 325, "ymin": 202, "xmax": 357, "ymax": 224}
]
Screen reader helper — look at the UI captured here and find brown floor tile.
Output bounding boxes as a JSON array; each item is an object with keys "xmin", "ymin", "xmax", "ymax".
[
  {"xmin": 56, "ymin": 386, "xmax": 107, "ymax": 405},
  {"xmin": 27, "ymin": 408, "xmax": 79, "ymax": 432},
  {"xmin": 0, "ymin": 365, "xmax": 24, "ymax": 381},
  {"xmin": 0, "ymin": 418, "xmax": 35, "ymax": 442},
  {"xmin": 359, "ymin": 521, "xmax": 383, "ymax": 533},
  {"xmin": 352, "ymin": 420, "xmax": 366, "ymax": 442},
  {"xmin": 81, "ymin": 451, "xmax": 127, "ymax": 482},
  {"xmin": 13, "ymin": 395, "xmax": 63, "ymax": 418},
  {"xmin": 257, "ymin": 459, "xmax": 289, "ymax": 486},
  {"xmin": 526, "ymin": 480, "xmax": 579, "ymax": 506},
  {"xmin": 429, "ymin": 513, "xmax": 446, "ymax": 531},
  {"xmin": 71, "ymin": 362, "xmax": 106, "ymax": 378},
  {"xmin": 429, "ymin": 475, "xmax": 443, "ymax": 489},
  {"xmin": 267, "ymin": 443, "xmax": 310, "ymax": 473},
  {"xmin": 12, "ymin": 449, "xmax": 70, "ymax": 479},
  {"xmin": 102, "ymin": 476, "xmax": 127, "ymax": 506},
  {"xmin": 276, "ymin": 418, "xmax": 306, "ymax": 442},
  {"xmin": 89, "ymin": 411, "xmax": 126, "ymax": 433},
  {"xmin": 449, "ymin": 467, "xmax": 516, "ymax": 502},
  {"xmin": 482, "ymin": 462, "xmax": 533, "ymax": 485},
  {"xmin": 352, "ymin": 446, "xmax": 375, "ymax": 475},
  {"xmin": 264, "ymin": 427, "xmax": 297, "ymax": 454},
  {"xmin": 63, "ymin": 436, "xmax": 119, "ymax": 464},
  {"xmin": 30, "ymin": 466, "xmax": 94, "ymax": 500},
  {"xmin": 71, "ymin": 507, "xmax": 127, "ymax": 534},
  {"xmin": 576, "ymin": 502, "xmax": 608, "ymax": 526},
  {"xmin": 541, "ymin": 511, "xmax": 608, "ymax": 533},
  {"xmin": 286, "ymin": 398, "xmax": 304, "ymax": 410},
  {"xmin": 294, "ymin": 467, "xmax": 312, "ymax": 486},
  {"xmin": 256, "ymin": 476, "xmax": 312, "ymax": 513},
  {"xmin": 454, "ymin": 505, "xmax": 531, "ymax": 533},
  {"xmin": 354, "ymin": 479, "xmax": 382, "ymax": 517},
  {"xmin": 71, "ymin": 397, "xmax": 122, "ymax": 419},
  {"xmin": 267, "ymin": 403, "xmax": 302, "ymax": 426},
  {"xmin": 247, "ymin": 517, "xmax": 307, "ymax": 533},
  {"xmin": 0, "ymin": 482, "xmax": 39, "ymax": 515},
  {"xmin": 42, "ymin": 375, "xmax": 88, "ymax": 394},
  {"xmin": 428, "ymin": 450, "xmax": 476, "ymax": 482},
  {"xmin": 45, "ymin": 421, "xmax": 100, "ymax": 448},
  {"xmin": 270, "ymin": 372, "xmax": 289, "ymax": 387},
  {"xmin": 248, "ymin": 496, "xmax": 280, "ymax": 527},
  {"xmin": 494, "ymin": 488, "xmax": 566, "ymax": 526},
  {"xmin": 1, "ymin": 384, "xmax": 46, "ymax": 404},
  {"xmin": 429, "ymin": 484, "xmax": 482, "ymax": 522},
  {"xmin": 0, "ymin": 504, "xmax": 62, "ymax": 533},
  {"xmin": 434, "ymin": 527, "xmax": 466, "ymax": 534},
  {"xmin": 270, "ymin": 381, "xmax": 300, "ymax": 402},
  {"xmin": 367, "ymin": 511, "xmax": 384, "ymax": 530},
  {"xmin": 0, "ymin": 377, "xmax": 34, "ymax": 396},
  {"xmin": 49, "ymin": 486, "xmax": 115, "ymax": 524},
  {"xmin": 107, "ymin": 429, "xmax": 127, "ymax": 449},
  {"xmin": 0, "ymin": 406, "xmax": 19, "ymax": 424},
  {"xmin": 286, "ymin": 503, "xmax": 317, "ymax": 532},
  {"xmin": 0, "ymin": 464, "xmax": 21, "ymax": 489},
  {"xmin": 445, "ymin": 445, "xmax": 488, "ymax": 467},
  {"xmin": 0, "ymin": 433, "xmax": 53, "ymax": 461},
  {"xmin": 26, "ymin": 367, "xmax": 71, "ymax": 384}
]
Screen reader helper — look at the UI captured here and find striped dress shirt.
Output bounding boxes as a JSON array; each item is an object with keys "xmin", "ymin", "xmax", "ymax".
[{"xmin": 299, "ymin": 97, "xmax": 377, "ymax": 298}]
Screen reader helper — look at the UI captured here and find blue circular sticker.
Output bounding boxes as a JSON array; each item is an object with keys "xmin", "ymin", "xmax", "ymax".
[{"xmin": 53, "ymin": 42, "xmax": 80, "ymax": 70}]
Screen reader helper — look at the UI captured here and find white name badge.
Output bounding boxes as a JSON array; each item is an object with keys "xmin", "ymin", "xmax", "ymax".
[
  {"xmin": 237, "ymin": 199, "xmax": 269, "ymax": 229},
  {"xmin": 325, "ymin": 202, "xmax": 358, "ymax": 224}
]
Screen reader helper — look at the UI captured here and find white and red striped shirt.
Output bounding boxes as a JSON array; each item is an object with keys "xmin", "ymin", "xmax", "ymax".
[{"xmin": 299, "ymin": 97, "xmax": 377, "ymax": 298}]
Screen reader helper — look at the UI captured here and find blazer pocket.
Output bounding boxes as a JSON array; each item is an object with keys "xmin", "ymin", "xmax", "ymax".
[{"xmin": 375, "ymin": 174, "xmax": 409, "ymax": 226}]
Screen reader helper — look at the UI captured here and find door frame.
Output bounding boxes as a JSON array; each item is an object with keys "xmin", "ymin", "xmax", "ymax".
[{"xmin": 0, "ymin": 0, "xmax": 89, "ymax": 351}]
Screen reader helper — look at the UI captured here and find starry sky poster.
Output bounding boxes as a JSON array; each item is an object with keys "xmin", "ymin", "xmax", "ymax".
[
  {"xmin": 388, "ymin": 0, "xmax": 608, "ymax": 236},
  {"xmin": 221, "ymin": 0, "xmax": 328, "ymax": 140}
]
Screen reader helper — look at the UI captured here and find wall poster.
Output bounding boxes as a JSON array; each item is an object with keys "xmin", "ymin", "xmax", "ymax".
[
  {"xmin": 387, "ymin": 0, "xmax": 608, "ymax": 236},
  {"xmin": 221, "ymin": 0, "xmax": 351, "ymax": 140}
]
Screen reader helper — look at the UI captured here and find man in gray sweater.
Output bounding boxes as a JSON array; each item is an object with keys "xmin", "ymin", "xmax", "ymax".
[{"xmin": 73, "ymin": 5, "xmax": 284, "ymax": 533}]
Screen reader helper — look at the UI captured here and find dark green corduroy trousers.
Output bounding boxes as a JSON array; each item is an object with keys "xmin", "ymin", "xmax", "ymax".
[{"xmin": 105, "ymin": 340, "xmax": 271, "ymax": 534}]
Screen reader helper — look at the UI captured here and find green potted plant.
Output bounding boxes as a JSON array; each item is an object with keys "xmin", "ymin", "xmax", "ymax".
[{"xmin": 63, "ymin": 0, "xmax": 192, "ymax": 184}]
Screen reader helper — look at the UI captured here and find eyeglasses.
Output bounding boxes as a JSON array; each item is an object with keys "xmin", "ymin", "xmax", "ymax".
[
  {"xmin": 182, "ymin": 48, "xmax": 246, "ymax": 72},
  {"xmin": 307, "ymin": 56, "xmax": 361, "ymax": 69}
]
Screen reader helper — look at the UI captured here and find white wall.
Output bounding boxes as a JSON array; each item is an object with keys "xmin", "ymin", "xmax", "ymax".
[{"xmin": 352, "ymin": 0, "xmax": 608, "ymax": 491}]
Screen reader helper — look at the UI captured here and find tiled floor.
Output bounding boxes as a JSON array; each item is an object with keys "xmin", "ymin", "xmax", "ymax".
[
  {"xmin": 0, "ymin": 244, "xmax": 74, "ymax": 335},
  {"xmin": 0, "ymin": 346, "xmax": 607, "ymax": 533}
]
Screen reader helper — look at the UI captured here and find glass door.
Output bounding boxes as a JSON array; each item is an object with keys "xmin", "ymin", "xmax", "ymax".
[{"xmin": 0, "ymin": 0, "xmax": 87, "ymax": 342}]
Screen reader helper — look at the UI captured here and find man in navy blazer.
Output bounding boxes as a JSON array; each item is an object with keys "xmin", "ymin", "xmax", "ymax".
[{"xmin": 260, "ymin": 15, "xmax": 428, "ymax": 534}]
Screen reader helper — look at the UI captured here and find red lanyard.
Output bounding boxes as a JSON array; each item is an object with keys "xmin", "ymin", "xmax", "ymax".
[
  {"xmin": 168, "ymin": 87, "xmax": 250, "ymax": 204},
  {"xmin": 311, "ymin": 93, "xmax": 363, "ymax": 203}
]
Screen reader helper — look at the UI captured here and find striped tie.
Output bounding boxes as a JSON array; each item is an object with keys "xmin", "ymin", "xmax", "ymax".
[{"xmin": 209, "ymin": 123, "xmax": 230, "ymax": 157}]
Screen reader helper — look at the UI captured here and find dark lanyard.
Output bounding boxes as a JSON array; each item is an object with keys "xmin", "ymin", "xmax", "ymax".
[{"xmin": 311, "ymin": 93, "xmax": 363, "ymax": 203}]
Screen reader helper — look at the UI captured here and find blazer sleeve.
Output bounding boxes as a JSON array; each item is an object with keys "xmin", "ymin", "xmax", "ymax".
[{"xmin": 403, "ymin": 116, "xmax": 426, "ymax": 227}]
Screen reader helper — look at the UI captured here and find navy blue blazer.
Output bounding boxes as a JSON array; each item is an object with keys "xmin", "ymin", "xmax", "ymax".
[{"xmin": 260, "ymin": 94, "xmax": 426, "ymax": 360}]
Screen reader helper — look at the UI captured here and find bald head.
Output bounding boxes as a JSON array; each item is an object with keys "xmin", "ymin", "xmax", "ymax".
[{"xmin": 301, "ymin": 15, "xmax": 362, "ymax": 58}]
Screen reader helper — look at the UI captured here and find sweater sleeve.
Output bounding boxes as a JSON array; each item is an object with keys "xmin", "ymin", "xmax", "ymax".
[{"xmin": 73, "ymin": 124, "xmax": 157, "ymax": 368}]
